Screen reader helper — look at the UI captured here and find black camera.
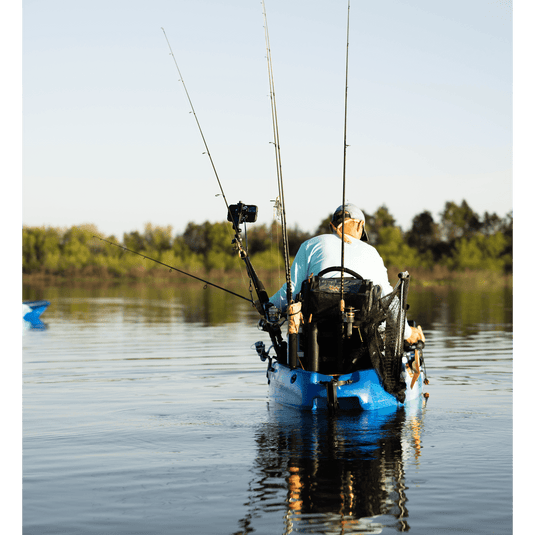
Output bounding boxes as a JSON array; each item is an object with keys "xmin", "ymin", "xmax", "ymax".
[{"xmin": 227, "ymin": 202, "xmax": 258, "ymax": 225}]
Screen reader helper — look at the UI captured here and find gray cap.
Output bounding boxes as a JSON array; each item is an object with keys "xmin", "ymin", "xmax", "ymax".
[{"xmin": 331, "ymin": 203, "xmax": 369, "ymax": 242}]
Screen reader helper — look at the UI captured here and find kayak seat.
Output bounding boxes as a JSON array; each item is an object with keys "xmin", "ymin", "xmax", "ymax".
[{"xmin": 297, "ymin": 267, "xmax": 381, "ymax": 375}]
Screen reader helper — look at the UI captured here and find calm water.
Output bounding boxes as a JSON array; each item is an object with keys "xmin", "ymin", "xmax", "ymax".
[{"xmin": 22, "ymin": 281, "xmax": 513, "ymax": 534}]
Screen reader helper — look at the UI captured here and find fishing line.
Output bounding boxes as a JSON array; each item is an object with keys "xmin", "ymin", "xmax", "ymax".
[
  {"xmin": 161, "ymin": 27, "xmax": 231, "ymax": 216},
  {"xmin": 261, "ymin": 0, "xmax": 292, "ymax": 306},
  {"xmin": 340, "ymin": 0, "xmax": 351, "ymax": 307},
  {"xmin": 93, "ymin": 236, "xmax": 253, "ymax": 303}
]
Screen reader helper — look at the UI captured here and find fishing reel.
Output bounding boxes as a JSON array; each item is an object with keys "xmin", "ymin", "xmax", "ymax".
[
  {"xmin": 258, "ymin": 304, "xmax": 285, "ymax": 333},
  {"xmin": 254, "ymin": 341, "xmax": 272, "ymax": 362}
]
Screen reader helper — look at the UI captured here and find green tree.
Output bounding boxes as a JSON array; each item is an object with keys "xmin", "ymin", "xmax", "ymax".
[
  {"xmin": 449, "ymin": 232, "xmax": 509, "ymax": 272},
  {"xmin": 183, "ymin": 221, "xmax": 209, "ymax": 255},
  {"xmin": 247, "ymin": 223, "xmax": 275, "ymax": 255},
  {"xmin": 406, "ymin": 210, "xmax": 441, "ymax": 264},
  {"xmin": 22, "ymin": 226, "xmax": 63, "ymax": 273},
  {"xmin": 123, "ymin": 224, "xmax": 173, "ymax": 254},
  {"xmin": 144, "ymin": 223, "xmax": 173, "ymax": 252},
  {"xmin": 181, "ymin": 221, "xmax": 237, "ymax": 272},
  {"xmin": 440, "ymin": 200, "xmax": 481, "ymax": 242},
  {"xmin": 23, "ymin": 227, "xmax": 41, "ymax": 273},
  {"xmin": 407, "ymin": 211, "xmax": 439, "ymax": 250},
  {"xmin": 375, "ymin": 227, "xmax": 421, "ymax": 271},
  {"xmin": 59, "ymin": 225, "xmax": 97, "ymax": 271},
  {"xmin": 365, "ymin": 206, "xmax": 396, "ymax": 244},
  {"xmin": 481, "ymin": 211, "xmax": 503, "ymax": 237},
  {"xmin": 205, "ymin": 222, "xmax": 234, "ymax": 254},
  {"xmin": 123, "ymin": 230, "xmax": 148, "ymax": 252}
]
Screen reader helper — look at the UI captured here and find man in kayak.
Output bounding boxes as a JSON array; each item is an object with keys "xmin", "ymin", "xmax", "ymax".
[{"xmin": 268, "ymin": 203, "xmax": 425, "ymax": 345}]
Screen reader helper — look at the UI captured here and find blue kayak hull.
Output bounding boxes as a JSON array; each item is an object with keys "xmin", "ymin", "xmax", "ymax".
[
  {"xmin": 23, "ymin": 300, "xmax": 50, "ymax": 325},
  {"xmin": 267, "ymin": 361, "xmax": 425, "ymax": 412}
]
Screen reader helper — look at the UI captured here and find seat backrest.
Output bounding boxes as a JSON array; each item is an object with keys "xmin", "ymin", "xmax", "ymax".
[{"xmin": 299, "ymin": 275, "xmax": 376, "ymax": 325}]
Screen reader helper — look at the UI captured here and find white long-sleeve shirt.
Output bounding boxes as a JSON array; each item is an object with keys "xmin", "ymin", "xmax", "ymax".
[{"xmin": 269, "ymin": 233, "xmax": 412, "ymax": 339}]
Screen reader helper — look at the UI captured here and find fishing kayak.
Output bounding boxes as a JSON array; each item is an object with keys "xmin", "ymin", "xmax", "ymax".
[
  {"xmin": 254, "ymin": 272, "xmax": 428, "ymax": 412},
  {"xmin": 23, "ymin": 300, "xmax": 50, "ymax": 326},
  {"xmin": 266, "ymin": 353, "xmax": 426, "ymax": 412}
]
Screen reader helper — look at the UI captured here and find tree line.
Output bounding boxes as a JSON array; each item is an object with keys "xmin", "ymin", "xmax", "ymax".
[{"xmin": 22, "ymin": 199, "xmax": 512, "ymax": 278}]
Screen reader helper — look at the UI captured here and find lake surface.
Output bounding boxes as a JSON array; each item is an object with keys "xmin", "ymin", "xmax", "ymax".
[{"xmin": 22, "ymin": 281, "xmax": 513, "ymax": 534}]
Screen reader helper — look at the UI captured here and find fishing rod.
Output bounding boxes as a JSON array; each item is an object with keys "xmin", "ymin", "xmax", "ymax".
[
  {"xmin": 340, "ymin": 0, "xmax": 351, "ymax": 311},
  {"xmin": 261, "ymin": 1, "xmax": 304, "ymax": 369},
  {"xmin": 93, "ymin": 236, "xmax": 252, "ymax": 303},
  {"xmin": 161, "ymin": 27, "xmax": 230, "ymax": 216},
  {"xmin": 261, "ymin": 0, "xmax": 292, "ymax": 308},
  {"xmin": 161, "ymin": 27, "xmax": 270, "ymax": 304},
  {"xmin": 161, "ymin": 27, "xmax": 287, "ymax": 359}
]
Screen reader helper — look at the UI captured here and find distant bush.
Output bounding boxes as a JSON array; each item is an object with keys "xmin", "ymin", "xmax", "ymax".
[{"xmin": 22, "ymin": 200, "xmax": 512, "ymax": 278}]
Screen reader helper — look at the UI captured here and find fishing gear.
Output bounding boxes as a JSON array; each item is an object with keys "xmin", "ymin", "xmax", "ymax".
[
  {"xmin": 93, "ymin": 236, "xmax": 252, "ymax": 303},
  {"xmin": 161, "ymin": 28, "xmax": 261, "ymax": 293},
  {"xmin": 261, "ymin": 0, "xmax": 291, "ymax": 307},
  {"xmin": 225, "ymin": 203, "xmax": 288, "ymax": 362},
  {"xmin": 262, "ymin": 0, "xmax": 298, "ymax": 368},
  {"xmin": 161, "ymin": 27, "xmax": 230, "ymax": 215},
  {"xmin": 340, "ymin": 0, "xmax": 351, "ymax": 313},
  {"xmin": 161, "ymin": 28, "xmax": 287, "ymax": 361}
]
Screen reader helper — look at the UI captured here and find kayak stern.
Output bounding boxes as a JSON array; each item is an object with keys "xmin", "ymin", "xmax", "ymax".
[{"xmin": 267, "ymin": 360, "xmax": 425, "ymax": 412}]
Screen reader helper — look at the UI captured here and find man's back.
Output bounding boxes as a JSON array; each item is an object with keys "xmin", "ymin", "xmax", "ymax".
[{"xmin": 270, "ymin": 233, "xmax": 393, "ymax": 310}]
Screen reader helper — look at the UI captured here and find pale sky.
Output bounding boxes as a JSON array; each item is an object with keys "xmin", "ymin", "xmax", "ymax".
[{"xmin": 20, "ymin": 0, "xmax": 513, "ymax": 237}]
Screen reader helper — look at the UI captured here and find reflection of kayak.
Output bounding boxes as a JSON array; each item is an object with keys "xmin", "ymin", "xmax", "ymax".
[
  {"xmin": 235, "ymin": 397, "xmax": 427, "ymax": 533},
  {"xmin": 23, "ymin": 300, "xmax": 50, "ymax": 325}
]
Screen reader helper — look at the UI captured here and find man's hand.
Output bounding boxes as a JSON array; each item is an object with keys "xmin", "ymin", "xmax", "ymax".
[{"xmin": 406, "ymin": 325, "xmax": 425, "ymax": 345}]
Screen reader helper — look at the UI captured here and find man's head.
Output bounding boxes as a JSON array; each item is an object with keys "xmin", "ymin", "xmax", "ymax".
[{"xmin": 331, "ymin": 203, "xmax": 369, "ymax": 242}]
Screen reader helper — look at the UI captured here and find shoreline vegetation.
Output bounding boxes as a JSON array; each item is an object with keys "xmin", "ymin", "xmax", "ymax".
[
  {"xmin": 22, "ymin": 265, "xmax": 512, "ymax": 290},
  {"xmin": 23, "ymin": 200, "xmax": 512, "ymax": 291}
]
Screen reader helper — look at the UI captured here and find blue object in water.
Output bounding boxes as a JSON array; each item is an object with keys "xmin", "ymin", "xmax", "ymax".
[{"xmin": 23, "ymin": 300, "xmax": 50, "ymax": 326}]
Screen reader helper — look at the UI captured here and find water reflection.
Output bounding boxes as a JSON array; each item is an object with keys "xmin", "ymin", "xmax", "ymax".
[
  {"xmin": 407, "ymin": 285, "xmax": 512, "ymax": 336},
  {"xmin": 23, "ymin": 280, "xmax": 512, "ymax": 330},
  {"xmin": 235, "ymin": 401, "xmax": 427, "ymax": 534},
  {"xmin": 23, "ymin": 280, "xmax": 257, "ymax": 326}
]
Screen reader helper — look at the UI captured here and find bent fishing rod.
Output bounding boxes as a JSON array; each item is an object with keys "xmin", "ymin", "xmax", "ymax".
[
  {"xmin": 161, "ymin": 27, "xmax": 271, "ymax": 309},
  {"xmin": 161, "ymin": 27, "xmax": 229, "ymax": 216},
  {"xmin": 161, "ymin": 26, "xmax": 287, "ymax": 361},
  {"xmin": 93, "ymin": 236, "xmax": 252, "ymax": 303}
]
